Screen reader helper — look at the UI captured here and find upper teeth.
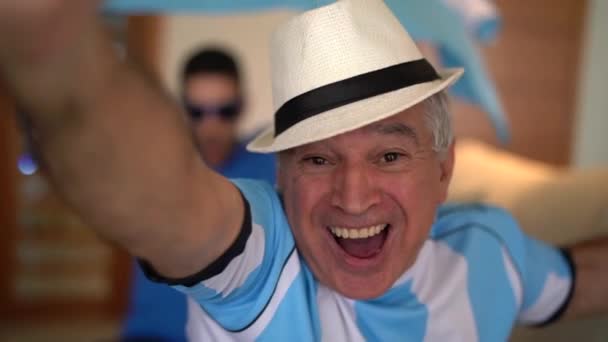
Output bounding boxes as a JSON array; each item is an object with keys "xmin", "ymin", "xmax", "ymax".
[{"xmin": 329, "ymin": 224, "xmax": 387, "ymax": 239}]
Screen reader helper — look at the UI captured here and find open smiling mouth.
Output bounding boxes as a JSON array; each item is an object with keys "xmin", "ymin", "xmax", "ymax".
[{"xmin": 327, "ymin": 224, "xmax": 390, "ymax": 259}]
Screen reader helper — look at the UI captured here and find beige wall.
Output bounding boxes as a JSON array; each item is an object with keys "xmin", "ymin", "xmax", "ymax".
[
  {"xmin": 572, "ymin": 0, "xmax": 608, "ymax": 167},
  {"xmin": 159, "ymin": 10, "xmax": 296, "ymax": 138}
]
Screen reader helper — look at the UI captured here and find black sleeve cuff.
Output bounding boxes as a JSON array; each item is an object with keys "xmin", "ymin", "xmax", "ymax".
[
  {"xmin": 533, "ymin": 248, "xmax": 577, "ymax": 327},
  {"xmin": 139, "ymin": 191, "xmax": 252, "ymax": 287}
]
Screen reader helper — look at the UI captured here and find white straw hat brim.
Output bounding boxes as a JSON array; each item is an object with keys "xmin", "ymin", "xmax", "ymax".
[{"xmin": 248, "ymin": 68, "xmax": 464, "ymax": 153}]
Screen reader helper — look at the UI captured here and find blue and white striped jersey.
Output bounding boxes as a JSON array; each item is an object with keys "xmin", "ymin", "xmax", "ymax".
[{"xmin": 165, "ymin": 179, "xmax": 573, "ymax": 341}]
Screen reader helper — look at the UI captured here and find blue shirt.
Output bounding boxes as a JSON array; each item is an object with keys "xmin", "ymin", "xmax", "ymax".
[
  {"xmin": 122, "ymin": 143, "xmax": 276, "ymax": 342},
  {"xmin": 173, "ymin": 179, "xmax": 573, "ymax": 341}
]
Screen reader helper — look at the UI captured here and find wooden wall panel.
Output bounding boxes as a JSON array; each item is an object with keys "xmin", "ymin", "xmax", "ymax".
[
  {"xmin": 0, "ymin": 87, "xmax": 17, "ymax": 317},
  {"xmin": 127, "ymin": 16, "xmax": 164, "ymax": 78},
  {"xmin": 453, "ymin": 0, "xmax": 587, "ymax": 165}
]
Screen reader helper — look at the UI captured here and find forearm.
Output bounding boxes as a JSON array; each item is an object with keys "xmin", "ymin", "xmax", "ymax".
[
  {"xmin": 563, "ymin": 236, "xmax": 608, "ymax": 319},
  {"xmin": 3, "ymin": 8, "xmax": 211, "ymax": 260},
  {"xmin": 1, "ymin": 2, "xmax": 244, "ymax": 279},
  {"xmin": 38, "ymin": 60, "xmax": 242, "ymax": 276}
]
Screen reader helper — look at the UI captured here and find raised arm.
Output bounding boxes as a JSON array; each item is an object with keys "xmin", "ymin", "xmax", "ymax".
[
  {"xmin": 0, "ymin": 1, "xmax": 243, "ymax": 279},
  {"xmin": 563, "ymin": 236, "xmax": 608, "ymax": 319}
]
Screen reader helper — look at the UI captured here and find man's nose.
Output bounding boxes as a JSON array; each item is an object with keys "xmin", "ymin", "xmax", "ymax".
[{"xmin": 331, "ymin": 163, "xmax": 381, "ymax": 215}]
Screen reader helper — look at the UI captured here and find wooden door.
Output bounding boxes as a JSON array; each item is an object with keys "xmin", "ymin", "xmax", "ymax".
[
  {"xmin": 0, "ymin": 87, "xmax": 18, "ymax": 318},
  {"xmin": 452, "ymin": 0, "xmax": 587, "ymax": 166}
]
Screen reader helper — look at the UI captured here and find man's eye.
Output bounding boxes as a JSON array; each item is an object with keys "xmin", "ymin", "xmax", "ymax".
[
  {"xmin": 382, "ymin": 152, "xmax": 402, "ymax": 163},
  {"xmin": 305, "ymin": 156, "xmax": 329, "ymax": 165}
]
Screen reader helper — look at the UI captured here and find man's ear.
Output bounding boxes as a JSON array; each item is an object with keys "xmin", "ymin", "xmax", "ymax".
[{"xmin": 438, "ymin": 141, "xmax": 456, "ymax": 202}]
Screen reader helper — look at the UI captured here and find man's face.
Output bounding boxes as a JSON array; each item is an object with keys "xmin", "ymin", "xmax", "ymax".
[
  {"xmin": 185, "ymin": 73, "xmax": 241, "ymax": 167},
  {"xmin": 278, "ymin": 103, "xmax": 454, "ymax": 299}
]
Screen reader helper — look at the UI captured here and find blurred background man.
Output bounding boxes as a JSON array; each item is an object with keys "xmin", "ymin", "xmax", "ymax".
[{"xmin": 182, "ymin": 48, "xmax": 276, "ymax": 179}]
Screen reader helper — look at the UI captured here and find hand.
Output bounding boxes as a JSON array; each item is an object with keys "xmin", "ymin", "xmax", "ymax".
[
  {"xmin": 0, "ymin": 0, "xmax": 109, "ymax": 114},
  {"xmin": 0, "ymin": 0, "xmax": 103, "ymax": 80}
]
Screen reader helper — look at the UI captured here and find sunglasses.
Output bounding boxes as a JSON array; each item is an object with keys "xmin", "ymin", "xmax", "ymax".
[{"xmin": 184, "ymin": 99, "xmax": 242, "ymax": 121}]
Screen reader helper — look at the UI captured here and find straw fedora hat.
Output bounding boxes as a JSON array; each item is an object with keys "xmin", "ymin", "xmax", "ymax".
[{"xmin": 247, "ymin": 0, "xmax": 464, "ymax": 153}]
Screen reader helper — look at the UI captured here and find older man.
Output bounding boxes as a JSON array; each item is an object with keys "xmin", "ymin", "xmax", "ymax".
[{"xmin": 1, "ymin": 0, "xmax": 606, "ymax": 341}]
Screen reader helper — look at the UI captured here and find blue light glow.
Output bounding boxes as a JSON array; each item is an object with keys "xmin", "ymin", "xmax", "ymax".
[{"xmin": 18, "ymin": 154, "xmax": 38, "ymax": 176}]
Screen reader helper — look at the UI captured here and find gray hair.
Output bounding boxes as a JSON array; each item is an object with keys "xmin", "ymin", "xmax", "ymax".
[{"xmin": 422, "ymin": 91, "xmax": 453, "ymax": 158}]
